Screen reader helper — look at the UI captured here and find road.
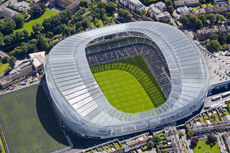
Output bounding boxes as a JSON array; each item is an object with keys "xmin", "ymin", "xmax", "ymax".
[{"xmin": 0, "ymin": 51, "xmax": 9, "ymax": 58}]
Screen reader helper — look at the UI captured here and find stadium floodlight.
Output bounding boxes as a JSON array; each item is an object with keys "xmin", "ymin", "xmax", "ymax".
[{"xmin": 45, "ymin": 22, "xmax": 209, "ymax": 139}]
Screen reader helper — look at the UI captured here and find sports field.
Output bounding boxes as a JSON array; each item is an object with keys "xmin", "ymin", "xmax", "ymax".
[
  {"xmin": 0, "ymin": 85, "xmax": 68, "ymax": 153},
  {"xmin": 91, "ymin": 56, "xmax": 166, "ymax": 113}
]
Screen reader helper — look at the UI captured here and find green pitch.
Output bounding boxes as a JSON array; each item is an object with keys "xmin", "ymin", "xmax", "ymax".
[
  {"xmin": 0, "ymin": 85, "xmax": 68, "ymax": 153},
  {"xmin": 91, "ymin": 56, "xmax": 166, "ymax": 113}
]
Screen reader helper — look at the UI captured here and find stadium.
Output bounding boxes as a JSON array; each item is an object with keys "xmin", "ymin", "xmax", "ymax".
[{"xmin": 44, "ymin": 21, "xmax": 209, "ymax": 139}]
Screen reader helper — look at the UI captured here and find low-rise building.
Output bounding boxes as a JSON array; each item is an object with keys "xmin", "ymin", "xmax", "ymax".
[
  {"xmin": 174, "ymin": 0, "xmax": 199, "ymax": 8},
  {"xmin": 29, "ymin": 51, "xmax": 45, "ymax": 73},
  {"xmin": 119, "ymin": 0, "xmax": 145, "ymax": 12},
  {"xmin": 148, "ymin": 3, "xmax": 170, "ymax": 21},
  {"xmin": 176, "ymin": 6, "xmax": 192, "ymax": 16},
  {"xmin": 50, "ymin": 0, "xmax": 90, "ymax": 13},
  {"xmin": 206, "ymin": 5, "xmax": 230, "ymax": 14},
  {"xmin": 191, "ymin": 8, "xmax": 206, "ymax": 14},
  {"xmin": 196, "ymin": 28, "xmax": 219, "ymax": 40},
  {"xmin": 223, "ymin": 115, "xmax": 230, "ymax": 121},
  {"xmin": 222, "ymin": 132, "xmax": 230, "ymax": 150},
  {"xmin": 214, "ymin": 0, "xmax": 228, "ymax": 4},
  {"xmin": 0, "ymin": 7, "xmax": 19, "ymax": 19}
]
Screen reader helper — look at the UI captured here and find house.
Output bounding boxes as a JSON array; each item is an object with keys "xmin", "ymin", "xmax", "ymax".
[
  {"xmin": 206, "ymin": 5, "xmax": 230, "ymax": 14},
  {"xmin": 153, "ymin": 2, "xmax": 166, "ymax": 11},
  {"xmin": 223, "ymin": 115, "xmax": 230, "ymax": 121},
  {"xmin": 174, "ymin": 0, "xmax": 199, "ymax": 8},
  {"xmin": 119, "ymin": 0, "xmax": 145, "ymax": 12},
  {"xmin": 176, "ymin": 6, "xmax": 192, "ymax": 16},
  {"xmin": 29, "ymin": 51, "xmax": 45, "ymax": 73},
  {"xmin": 0, "ymin": 7, "xmax": 19, "ymax": 19},
  {"xmin": 50, "ymin": 0, "xmax": 90, "ymax": 13},
  {"xmin": 214, "ymin": 0, "xmax": 227, "ymax": 4},
  {"xmin": 222, "ymin": 132, "xmax": 230, "ymax": 150},
  {"xmin": 196, "ymin": 28, "xmax": 218, "ymax": 40},
  {"xmin": 148, "ymin": 3, "xmax": 170, "ymax": 21}
]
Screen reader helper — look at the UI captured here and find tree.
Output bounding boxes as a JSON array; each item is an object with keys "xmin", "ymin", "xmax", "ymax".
[
  {"xmin": 181, "ymin": 16, "xmax": 189, "ymax": 26},
  {"xmin": 168, "ymin": 5, "xmax": 174, "ymax": 14},
  {"xmin": 226, "ymin": 12, "xmax": 230, "ymax": 20},
  {"xmin": 32, "ymin": 23, "xmax": 42, "ymax": 34},
  {"xmin": 3, "ymin": 17, "xmax": 16, "ymax": 35},
  {"xmin": 199, "ymin": 14, "xmax": 207, "ymax": 24},
  {"xmin": 210, "ymin": 33, "xmax": 218, "ymax": 40},
  {"xmin": 207, "ymin": 134, "xmax": 217, "ymax": 143},
  {"xmin": 216, "ymin": 14, "xmax": 225, "ymax": 22},
  {"xmin": 15, "ymin": 14, "xmax": 25, "ymax": 29},
  {"xmin": 207, "ymin": 40, "xmax": 220, "ymax": 52},
  {"xmin": 8, "ymin": 56, "xmax": 16, "ymax": 68},
  {"xmin": 195, "ymin": 19, "xmax": 203, "ymax": 29},
  {"xmin": 147, "ymin": 141, "xmax": 155, "ymax": 149},
  {"xmin": 28, "ymin": 2, "xmax": 45, "ymax": 17},
  {"xmin": 15, "ymin": 31, "xmax": 24, "ymax": 40},
  {"xmin": 23, "ymin": 29, "xmax": 29, "ymax": 39},
  {"xmin": 38, "ymin": 35, "xmax": 49, "ymax": 51},
  {"xmin": 187, "ymin": 131, "xmax": 193, "ymax": 138},
  {"xmin": 218, "ymin": 33, "xmax": 226, "ymax": 45},
  {"xmin": 208, "ymin": 14, "xmax": 216, "ymax": 24},
  {"xmin": 1, "ymin": 57, "xmax": 8, "ymax": 64},
  {"xmin": 79, "ymin": 0, "xmax": 88, "ymax": 8},
  {"xmin": 3, "ymin": 35, "xmax": 13, "ymax": 46},
  {"xmin": 191, "ymin": 136, "xmax": 198, "ymax": 147},
  {"xmin": 189, "ymin": 15, "xmax": 198, "ymax": 25},
  {"xmin": 227, "ymin": 33, "xmax": 230, "ymax": 44},
  {"xmin": 152, "ymin": 135, "xmax": 161, "ymax": 145},
  {"xmin": 165, "ymin": 0, "xmax": 173, "ymax": 7},
  {"xmin": 106, "ymin": 2, "xmax": 116, "ymax": 16},
  {"xmin": 117, "ymin": 8, "xmax": 133, "ymax": 22}
]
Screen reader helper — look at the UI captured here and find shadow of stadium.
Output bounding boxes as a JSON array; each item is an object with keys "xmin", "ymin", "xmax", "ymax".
[{"xmin": 36, "ymin": 84, "xmax": 69, "ymax": 146}]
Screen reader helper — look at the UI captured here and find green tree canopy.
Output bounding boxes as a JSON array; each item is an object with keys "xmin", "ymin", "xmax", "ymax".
[
  {"xmin": 117, "ymin": 8, "xmax": 133, "ymax": 22},
  {"xmin": 210, "ymin": 33, "xmax": 218, "ymax": 40},
  {"xmin": 8, "ymin": 56, "xmax": 16, "ymax": 68},
  {"xmin": 152, "ymin": 135, "xmax": 161, "ymax": 145},
  {"xmin": 15, "ymin": 14, "xmax": 25, "ymax": 29},
  {"xmin": 79, "ymin": 0, "xmax": 88, "ymax": 8},
  {"xmin": 195, "ymin": 19, "xmax": 203, "ymax": 29},
  {"xmin": 32, "ymin": 23, "xmax": 42, "ymax": 34}
]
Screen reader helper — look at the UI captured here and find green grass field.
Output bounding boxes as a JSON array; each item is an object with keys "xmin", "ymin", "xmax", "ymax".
[
  {"xmin": 15, "ymin": 10, "xmax": 58, "ymax": 34},
  {"xmin": 91, "ymin": 56, "xmax": 166, "ymax": 113},
  {"xmin": 194, "ymin": 139, "xmax": 220, "ymax": 153},
  {"xmin": 0, "ymin": 85, "xmax": 68, "ymax": 153},
  {"xmin": 0, "ymin": 63, "xmax": 9, "ymax": 75}
]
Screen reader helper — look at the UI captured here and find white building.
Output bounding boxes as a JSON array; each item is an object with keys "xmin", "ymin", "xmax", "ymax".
[
  {"xmin": 29, "ymin": 51, "xmax": 45, "ymax": 73},
  {"xmin": 119, "ymin": 0, "xmax": 145, "ymax": 12},
  {"xmin": 148, "ymin": 3, "xmax": 170, "ymax": 21}
]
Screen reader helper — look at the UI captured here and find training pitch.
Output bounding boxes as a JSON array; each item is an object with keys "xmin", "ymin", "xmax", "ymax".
[
  {"xmin": 0, "ymin": 85, "xmax": 68, "ymax": 153},
  {"xmin": 91, "ymin": 56, "xmax": 166, "ymax": 113}
]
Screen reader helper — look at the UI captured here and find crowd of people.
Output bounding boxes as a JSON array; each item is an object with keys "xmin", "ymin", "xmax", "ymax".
[{"xmin": 86, "ymin": 37, "xmax": 171, "ymax": 97}]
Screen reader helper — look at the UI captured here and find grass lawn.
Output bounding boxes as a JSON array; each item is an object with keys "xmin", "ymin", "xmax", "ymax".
[
  {"xmin": 94, "ymin": 70, "xmax": 154, "ymax": 113},
  {"xmin": 91, "ymin": 56, "xmax": 166, "ymax": 113},
  {"xmin": 15, "ymin": 10, "xmax": 58, "ymax": 34},
  {"xmin": 0, "ymin": 137, "xmax": 5, "ymax": 153},
  {"xmin": 0, "ymin": 63, "xmax": 9, "ymax": 75},
  {"xmin": 0, "ymin": 85, "xmax": 68, "ymax": 153},
  {"xmin": 200, "ymin": 117, "xmax": 205, "ymax": 123},
  {"xmin": 194, "ymin": 139, "xmax": 220, "ymax": 153}
]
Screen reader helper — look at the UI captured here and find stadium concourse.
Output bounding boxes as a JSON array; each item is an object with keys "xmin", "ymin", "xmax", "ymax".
[{"xmin": 44, "ymin": 22, "xmax": 209, "ymax": 139}]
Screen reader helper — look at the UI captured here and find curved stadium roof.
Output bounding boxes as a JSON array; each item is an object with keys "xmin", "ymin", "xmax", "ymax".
[{"xmin": 45, "ymin": 22, "xmax": 209, "ymax": 139}]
